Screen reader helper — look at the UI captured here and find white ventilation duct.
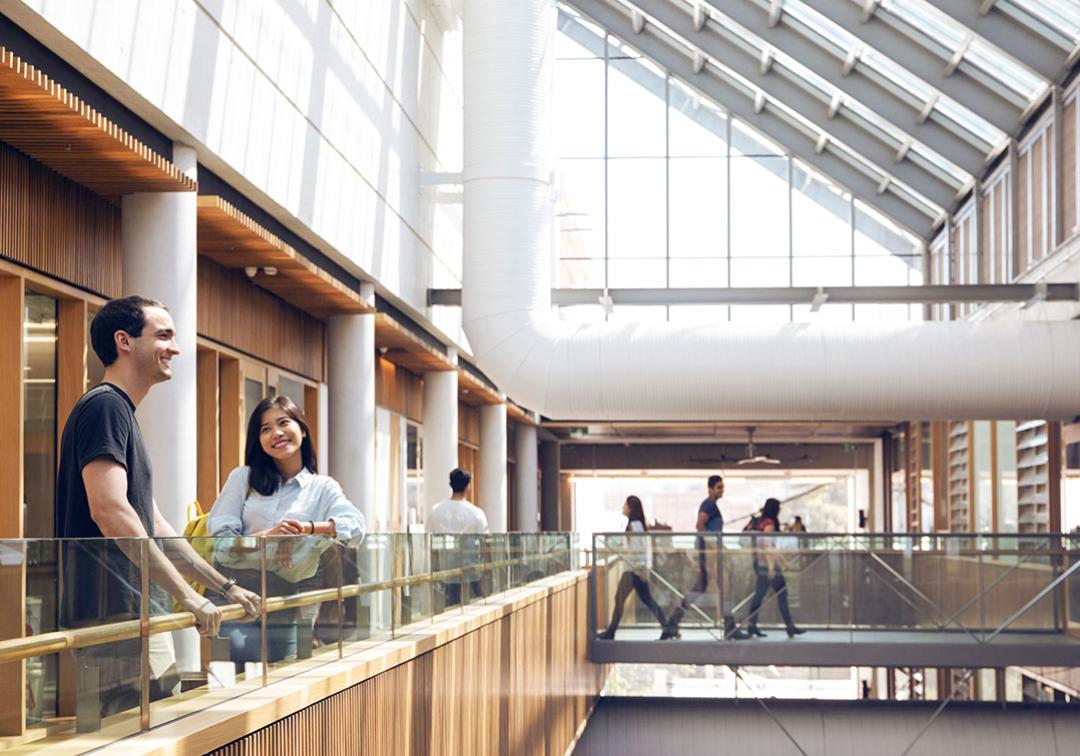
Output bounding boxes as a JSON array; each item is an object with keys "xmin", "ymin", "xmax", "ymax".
[{"xmin": 461, "ymin": 0, "xmax": 1080, "ymax": 422}]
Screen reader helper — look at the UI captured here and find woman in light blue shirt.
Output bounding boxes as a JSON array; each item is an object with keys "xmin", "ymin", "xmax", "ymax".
[{"xmin": 208, "ymin": 395, "xmax": 365, "ymax": 662}]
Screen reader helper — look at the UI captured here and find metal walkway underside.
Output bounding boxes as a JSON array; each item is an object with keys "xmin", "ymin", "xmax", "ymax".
[{"xmin": 591, "ymin": 627, "xmax": 1080, "ymax": 667}]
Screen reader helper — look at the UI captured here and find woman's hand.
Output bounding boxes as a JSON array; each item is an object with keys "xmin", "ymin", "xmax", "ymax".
[{"xmin": 255, "ymin": 518, "xmax": 307, "ymax": 537}]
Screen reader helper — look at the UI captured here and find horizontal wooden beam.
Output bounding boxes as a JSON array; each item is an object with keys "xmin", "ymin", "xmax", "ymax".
[{"xmin": 0, "ymin": 48, "xmax": 195, "ymax": 197}]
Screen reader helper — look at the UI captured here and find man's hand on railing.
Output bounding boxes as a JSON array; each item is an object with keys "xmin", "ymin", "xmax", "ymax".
[
  {"xmin": 179, "ymin": 594, "xmax": 223, "ymax": 637},
  {"xmin": 225, "ymin": 584, "xmax": 262, "ymax": 621}
]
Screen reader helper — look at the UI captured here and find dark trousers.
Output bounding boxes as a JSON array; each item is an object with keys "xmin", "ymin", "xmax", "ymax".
[
  {"xmin": 665, "ymin": 550, "xmax": 709, "ymax": 629},
  {"xmin": 212, "ymin": 569, "xmax": 301, "ymax": 664},
  {"xmin": 607, "ymin": 571, "xmax": 666, "ymax": 632},
  {"xmin": 747, "ymin": 564, "xmax": 795, "ymax": 629}
]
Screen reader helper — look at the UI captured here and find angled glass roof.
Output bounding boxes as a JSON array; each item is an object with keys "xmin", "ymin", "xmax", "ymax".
[
  {"xmin": 879, "ymin": 0, "xmax": 1050, "ymax": 102},
  {"xmin": 783, "ymin": 0, "xmax": 1010, "ymax": 150},
  {"xmin": 562, "ymin": 0, "xmax": 1080, "ymax": 240}
]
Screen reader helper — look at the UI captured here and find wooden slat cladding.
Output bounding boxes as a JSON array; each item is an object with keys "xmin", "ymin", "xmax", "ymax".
[
  {"xmin": 197, "ymin": 197, "xmax": 369, "ymax": 319},
  {"xmin": 198, "ymin": 258, "xmax": 325, "ymax": 382},
  {"xmin": 0, "ymin": 48, "xmax": 194, "ymax": 197},
  {"xmin": 375, "ymin": 356, "xmax": 423, "ymax": 422},
  {"xmin": 0, "ymin": 141, "xmax": 120, "ymax": 297},
  {"xmin": 210, "ymin": 576, "xmax": 601, "ymax": 756}
]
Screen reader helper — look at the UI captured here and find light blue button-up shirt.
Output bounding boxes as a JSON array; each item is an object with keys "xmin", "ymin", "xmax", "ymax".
[{"xmin": 208, "ymin": 466, "xmax": 365, "ymax": 580}]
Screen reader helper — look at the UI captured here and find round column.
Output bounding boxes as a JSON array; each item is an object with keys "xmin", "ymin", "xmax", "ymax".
[
  {"xmin": 422, "ymin": 369, "xmax": 458, "ymax": 521},
  {"xmin": 121, "ymin": 143, "xmax": 197, "ymax": 530},
  {"xmin": 514, "ymin": 423, "xmax": 539, "ymax": 532},
  {"xmin": 328, "ymin": 311, "xmax": 376, "ymax": 527},
  {"xmin": 478, "ymin": 402, "xmax": 507, "ymax": 531}
]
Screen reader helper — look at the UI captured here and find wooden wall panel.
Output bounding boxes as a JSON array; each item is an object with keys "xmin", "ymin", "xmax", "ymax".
[
  {"xmin": 56, "ymin": 298, "xmax": 87, "ymax": 441},
  {"xmin": 0, "ymin": 142, "xmax": 120, "ymax": 297},
  {"xmin": 458, "ymin": 403, "xmax": 480, "ymax": 447},
  {"xmin": 1064, "ymin": 97, "xmax": 1077, "ymax": 239},
  {"xmin": 197, "ymin": 349, "xmax": 220, "ymax": 511},
  {"xmin": 219, "ymin": 356, "xmax": 242, "ymax": 478},
  {"xmin": 209, "ymin": 575, "xmax": 600, "ymax": 756},
  {"xmin": 197, "ymin": 259, "xmax": 325, "ymax": 382},
  {"xmin": 0, "ymin": 276, "xmax": 24, "ymax": 736},
  {"xmin": 375, "ymin": 356, "xmax": 423, "ymax": 423}
]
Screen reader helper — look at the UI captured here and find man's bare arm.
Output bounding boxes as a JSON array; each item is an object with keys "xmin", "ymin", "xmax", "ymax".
[
  {"xmin": 82, "ymin": 458, "xmax": 224, "ymax": 635},
  {"xmin": 153, "ymin": 504, "xmax": 259, "ymax": 619}
]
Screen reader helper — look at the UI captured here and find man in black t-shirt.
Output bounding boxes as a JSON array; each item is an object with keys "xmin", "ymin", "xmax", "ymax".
[
  {"xmin": 55, "ymin": 295, "xmax": 259, "ymax": 727},
  {"xmin": 662, "ymin": 474, "xmax": 748, "ymax": 640}
]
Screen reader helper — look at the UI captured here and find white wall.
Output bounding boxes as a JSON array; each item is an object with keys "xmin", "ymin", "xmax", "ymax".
[{"xmin": 10, "ymin": 0, "xmax": 465, "ymax": 343}]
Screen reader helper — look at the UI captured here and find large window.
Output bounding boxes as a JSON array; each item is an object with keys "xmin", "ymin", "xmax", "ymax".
[
  {"xmin": 554, "ymin": 13, "xmax": 923, "ymax": 324},
  {"xmin": 23, "ymin": 289, "xmax": 57, "ymax": 539}
]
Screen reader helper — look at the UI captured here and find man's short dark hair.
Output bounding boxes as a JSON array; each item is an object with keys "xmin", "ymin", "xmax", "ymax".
[
  {"xmin": 707, "ymin": 474, "xmax": 723, "ymax": 488},
  {"xmin": 90, "ymin": 295, "xmax": 166, "ymax": 366},
  {"xmin": 449, "ymin": 468, "xmax": 472, "ymax": 493}
]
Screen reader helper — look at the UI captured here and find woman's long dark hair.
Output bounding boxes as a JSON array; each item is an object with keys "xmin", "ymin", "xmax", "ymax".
[
  {"xmin": 761, "ymin": 497, "xmax": 782, "ymax": 528},
  {"xmin": 245, "ymin": 395, "xmax": 317, "ymax": 496},
  {"xmin": 625, "ymin": 495, "xmax": 648, "ymax": 532}
]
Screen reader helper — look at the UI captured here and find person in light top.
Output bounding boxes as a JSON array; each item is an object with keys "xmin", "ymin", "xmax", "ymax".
[
  {"xmin": 597, "ymin": 496, "xmax": 667, "ymax": 640},
  {"xmin": 208, "ymin": 395, "xmax": 365, "ymax": 662},
  {"xmin": 427, "ymin": 468, "xmax": 489, "ymax": 607}
]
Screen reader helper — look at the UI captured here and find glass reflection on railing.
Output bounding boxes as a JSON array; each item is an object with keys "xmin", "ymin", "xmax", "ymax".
[
  {"xmin": 592, "ymin": 532, "xmax": 1080, "ymax": 641},
  {"xmin": 0, "ymin": 532, "xmax": 575, "ymax": 748}
]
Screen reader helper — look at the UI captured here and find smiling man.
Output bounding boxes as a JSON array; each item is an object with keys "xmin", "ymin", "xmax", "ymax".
[{"xmin": 55, "ymin": 295, "xmax": 259, "ymax": 728}]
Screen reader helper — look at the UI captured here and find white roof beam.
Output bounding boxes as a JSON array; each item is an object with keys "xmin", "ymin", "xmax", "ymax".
[
  {"xmin": 798, "ymin": 0, "xmax": 1023, "ymax": 133},
  {"xmin": 701, "ymin": 0, "xmax": 988, "ymax": 175},
  {"xmin": 923, "ymin": 0, "xmax": 1069, "ymax": 82},
  {"xmin": 619, "ymin": 0, "xmax": 961, "ymax": 206},
  {"xmin": 564, "ymin": 0, "xmax": 937, "ymax": 238}
]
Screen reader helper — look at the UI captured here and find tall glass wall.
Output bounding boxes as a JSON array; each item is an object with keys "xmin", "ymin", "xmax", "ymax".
[{"xmin": 554, "ymin": 12, "xmax": 923, "ymax": 324}]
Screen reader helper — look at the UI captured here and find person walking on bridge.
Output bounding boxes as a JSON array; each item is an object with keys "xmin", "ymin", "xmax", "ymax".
[{"xmin": 662, "ymin": 475, "xmax": 748, "ymax": 641}]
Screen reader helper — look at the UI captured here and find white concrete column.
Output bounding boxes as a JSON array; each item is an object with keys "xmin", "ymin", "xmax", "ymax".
[
  {"xmin": 121, "ymin": 143, "xmax": 197, "ymax": 531},
  {"xmin": 514, "ymin": 423, "xmax": 539, "ymax": 532},
  {"xmin": 422, "ymin": 367, "xmax": 458, "ymax": 521},
  {"xmin": 327, "ymin": 299, "xmax": 375, "ymax": 527},
  {"xmin": 478, "ymin": 402, "xmax": 507, "ymax": 531}
]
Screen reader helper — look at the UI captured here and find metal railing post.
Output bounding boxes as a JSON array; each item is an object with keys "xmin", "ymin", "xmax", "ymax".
[
  {"xmin": 139, "ymin": 540, "xmax": 150, "ymax": 732},
  {"xmin": 260, "ymin": 538, "xmax": 268, "ymax": 686},
  {"xmin": 336, "ymin": 544, "xmax": 345, "ymax": 659}
]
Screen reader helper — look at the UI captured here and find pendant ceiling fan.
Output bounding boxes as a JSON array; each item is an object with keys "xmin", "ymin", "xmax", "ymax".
[{"xmin": 736, "ymin": 427, "xmax": 781, "ymax": 465}]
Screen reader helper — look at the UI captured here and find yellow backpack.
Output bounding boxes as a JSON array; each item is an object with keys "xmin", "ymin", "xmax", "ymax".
[{"xmin": 181, "ymin": 500, "xmax": 214, "ymax": 596}]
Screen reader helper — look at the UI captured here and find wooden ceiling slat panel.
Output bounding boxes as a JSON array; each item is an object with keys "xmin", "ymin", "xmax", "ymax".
[
  {"xmin": 197, "ymin": 196, "xmax": 371, "ymax": 320},
  {"xmin": 374, "ymin": 313, "xmax": 455, "ymax": 374},
  {"xmin": 457, "ymin": 369, "xmax": 501, "ymax": 406},
  {"xmin": 0, "ymin": 48, "xmax": 196, "ymax": 197}
]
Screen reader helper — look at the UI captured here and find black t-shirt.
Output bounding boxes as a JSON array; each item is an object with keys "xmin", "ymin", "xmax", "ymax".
[{"xmin": 55, "ymin": 383, "xmax": 155, "ymax": 626}]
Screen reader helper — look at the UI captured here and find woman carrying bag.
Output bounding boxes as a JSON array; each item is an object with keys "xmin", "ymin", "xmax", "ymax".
[
  {"xmin": 208, "ymin": 395, "xmax": 365, "ymax": 663},
  {"xmin": 597, "ymin": 496, "xmax": 668, "ymax": 640},
  {"xmin": 745, "ymin": 497, "xmax": 804, "ymax": 639}
]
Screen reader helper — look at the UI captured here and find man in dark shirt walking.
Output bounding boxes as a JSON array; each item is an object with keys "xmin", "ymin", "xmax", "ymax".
[
  {"xmin": 662, "ymin": 474, "xmax": 748, "ymax": 640},
  {"xmin": 56, "ymin": 295, "xmax": 260, "ymax": 727}
]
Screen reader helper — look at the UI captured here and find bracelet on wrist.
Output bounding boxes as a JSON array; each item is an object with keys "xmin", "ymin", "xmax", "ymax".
[
  {"xmin": 310, "ymin": 520, "xmax": 316, "ymax": 535},
  {"xmin": 218, "ymin": 577, "xmax": 237, "ymax": 597}
]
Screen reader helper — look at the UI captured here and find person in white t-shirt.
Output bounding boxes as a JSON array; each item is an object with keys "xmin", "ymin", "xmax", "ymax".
[
  {"xmin": 597, "ymin": 495, "xmax": 667, "ymax": 640},
  {"xmin": 428, "ymin": 468, "xmax": 489, "ymax": 607}
]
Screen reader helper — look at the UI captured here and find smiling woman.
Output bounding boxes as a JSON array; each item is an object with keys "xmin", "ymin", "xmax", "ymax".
[{"xmin": 206, "ymin": 395, "xmax": 366, "ymax": 664}]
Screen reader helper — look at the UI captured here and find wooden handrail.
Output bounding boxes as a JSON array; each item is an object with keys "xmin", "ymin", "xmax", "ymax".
[{"xmin": 0, "ymin": 554, "xmax": 562, "ymax": 664}]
